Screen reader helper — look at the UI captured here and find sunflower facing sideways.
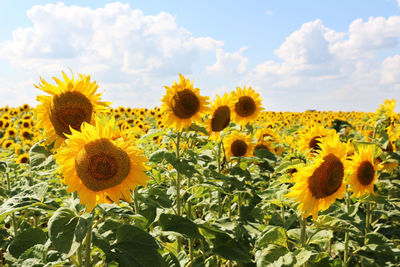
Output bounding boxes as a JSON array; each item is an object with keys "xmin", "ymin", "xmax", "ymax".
[
  {"xmin": 230, "ymin": 86, "xmax": 263, "ymax": 127},
  {"xmin": 224, "ymin": 131, "xmax": 254, "ymax": 161},
  {"xmin": 285, "ymin": 134, "xmax": 349, "ymax": 219},
  {"xmin": 161, "ymin": 74, "xmax": 210, "ymax": 131},
  {"xmin": 296, "ymin": 124, "xmax": 337, "ymax": 155},
  {"xmin": 346, "ymin": 145, "xmax": 382, "ymax": 197},
  {"xmin": 205, "ymin": 93, "xmax": 232, "ymax": 141},
  {"xmin": 34, "ymin": 71, "xmax": 110, "ymax": 148},
  {"xmin": 54, "ymin": 116, "xmax": 150, "ymax": 211}
]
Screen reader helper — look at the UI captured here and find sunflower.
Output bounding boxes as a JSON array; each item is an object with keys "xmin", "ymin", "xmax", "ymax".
[
  {"xmin": 255, "ymin": 128, "xmax": 279, "ymax": 144},
  {"xmin": 161, "ymin": 74, "xmax": 210, "ymax": 131},
  {"xmin": 6, "ymin": 127, "xmax": 17, "ymax": 138},
  {"xmin": 22, "ymin": 104, "xmax": 30, "ymax": 111},
  {"xmin": 254, "ymin": 128, "xmax": 282, "ymax": 155},
  {"xmin": 54, "ymin": 116, "xmax": 150, "ymax": 211},
  {"xmin": 205, "ymin": 93, "xmax": 232, "ymax": 141},
  {"xmin": 2, "ymin": 140, "xmax": 14, "ymax": 149},
  {"xmin": 296, "ymin": 124, "xmax": 337, "ymax": 155},
  {"xmin": 34, "ymin": 71, "xmax": 111, "ymax": 148},
  {"xmin": 230, "ymin": 86, "xmax": 263, "ymax": 127},
  {"xmin": 224, "ymin": 131, "xmax": 254, "ymax": 160},
  {"xmin": 22, "ymin": 120, "xmax": 32, "ymax": 129},
  {"xmin": 346, "ymin": 145, "xmax": 382, "ymax": 197},
  {"xmin": 20, "ymin": 130, "xmax": 32, "ymax": 141},
  {"xmin": 285, "ymin": 134, "xmax": 349, "ymax": 219},
  {"xmin": 16, "ymin": 154, "xmax": 29, "ymax": 164}
]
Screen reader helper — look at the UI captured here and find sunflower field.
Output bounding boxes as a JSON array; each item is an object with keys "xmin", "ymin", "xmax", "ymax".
[{"xmin": 0, "ymin": 71, "xmax": 399, "ymax": 267}]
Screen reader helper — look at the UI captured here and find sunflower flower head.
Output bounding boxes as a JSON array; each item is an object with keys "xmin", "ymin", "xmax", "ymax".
[
  {"xmin": 285, "ymin": 134, "xmax": 349, "ymax": 219},
  {"xmin": 54, "ymin": 116, "xmax": 150, "ymax": 211},
  {"xmin": 161, "ymin": 74, "xmax": 210, "ymax": 131},
  {"xmin": 34, "ymin": 71, "xmax": 111, "ymax": 148},
  {"xmin": 205, "ymin": 93, "xmax": 232, "ymax": 141},
  {"xmin": 346, "ymin": 145, "xmax": 382, "ymax": 198},
  {"xmin": 224, "ymin": 131, "xmax": 255, "ymax": 161},
  {"xmin": 230, "ymin": 86, "xmax": 263, "ymax": 127}
]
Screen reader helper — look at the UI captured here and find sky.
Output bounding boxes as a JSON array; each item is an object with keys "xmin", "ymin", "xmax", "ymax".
[{"xmin": 0, "ymin": 0, "xmax": 399, "ymax": 112}]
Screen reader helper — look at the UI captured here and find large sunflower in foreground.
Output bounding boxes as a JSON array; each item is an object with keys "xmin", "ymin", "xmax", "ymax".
[
  {"xmin": 230, "ymin": 86, "xmax": 263, "ymax": 127},
  {"xmin": 205, "ymin": 93, "xmax": 232, "ymax": 141},
  {"xmin": 34, "ymin": 71, "xmax": 110, "ymax": 148},
  {"xmin": 54, "ymin": 116, "xmax": 150, "ymax": 211},
  {"xmin": 285, "ymin": 134, "xmax": 349, "ymax": 219},
  {"xmin": 224, "ymin": 131, "xmax": 254, "ymax": 160},
  {"xmin": 346, "ymin": 145, "xmax": 382, "ymax": 197},
  {"xmin": 161, "ymin": 74, "xmax": 210, "ymax": 131}
]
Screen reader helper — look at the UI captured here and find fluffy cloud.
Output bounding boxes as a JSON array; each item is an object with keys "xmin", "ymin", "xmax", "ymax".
[
  {"xmin": 381, "ymin": 55, "xmax": 400, "ymax": 84},
  {"xmin": 245, "ymin": 17, "xmax": 400, "ymax": 111},
  {"xmin": 206, "ymin": 47, "xmax": 248, "ymax": 76},
  {"xmin": 0, "ymin": 2, "xmax": 224, "ymax": 107}
]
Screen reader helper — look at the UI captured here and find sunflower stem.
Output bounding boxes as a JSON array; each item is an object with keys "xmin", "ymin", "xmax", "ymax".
[
  {"xmin": 133, "ymin": 187, "xmax": 140, "ymax": 214},
  {"xmin": 187, "ymin": 175, "xmax": 194, "ymax": 264},
  {"xmin": 175, "ymin": 131, "xmax": 182, "ymax": 252},
  {"xmin": 238, "ymin": 192, "xmax": 242, "ymax": 218},
  {"xmin": 5, "ymin": 171, "xmax": 18, "ymax": 236},
  {"xmin": 365, "ymin": 203, "xmax": 371, "ymax": 234},
  {"xmin": 77, "ymin": 245, "xmax": 83, "ymax": 267},
  {"xmin": 281, "ymin": 205, "xmax": 285, "ymax": 224},
  {"xmin": 84, "ymin": 220, "xmax": 93, "ymax": 267},
  {"xmin": 300, "ymin": 216, "xmax": 307, "ymax": 246},
  {"xmin": 189, "ymin": 238, "xmax": 194, "ymax": 266},
  {"xmin": 217, "ymin": 141, "xmax": 223, "ymax": 218},
  {"xmin": 344, "ymin": 191, "xmax": 351, "ymax": 266}
]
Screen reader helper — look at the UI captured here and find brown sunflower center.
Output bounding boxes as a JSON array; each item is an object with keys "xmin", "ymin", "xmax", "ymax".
[
  {"xmin": 171, "ymin": 89, "xmax": 200, "ymax": 119},
  {"xmin": 357, "ymin": 161, "xmax": 375, "ymax": 186},
  {"xmin": 19, "ymin": 156, "xmax": 29, "ymax": 164},
  {"xmin": 49, "ymin": 91, "xmax": 93, "ymax": 138},
  {"xmin": 231, "ymin": 140, "xmax": 248, "ymax": 157},
  {"xmin": 22, "ymin": 131, "xmax": 31, "ymax": 139},
  {"xmin": 75, "ymin": 138, "xmax": 131, "ymax": 192},
  {"xmin": 211, "ymin": 106, "xmax": 230, "ymax": 132},
  {"xmin": 308, "ymin": 153, "xmax": 344, "ymax": 199},
  {"xmin": 309, "ymin": 136, "xmax": 322, "ymax": 152},
  {"xmin": 235, "ymin": 96, "xmax": 256, "ymax": 117}
]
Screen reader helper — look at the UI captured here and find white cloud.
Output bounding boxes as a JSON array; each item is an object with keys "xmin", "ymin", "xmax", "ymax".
[
  {"xmin": 398, "ymin": 0, "xmax": 400, "ymax": 8},
  {"xmin": 265, "ymin": 10, "xmax": 273, "ymax": 16},
  {"xmin": 0, "ymin": 2, "xmax": 225, "ymax": 107},
  {"xmin": 244, "ymin": 17, "xmax": 400, "ymax": 111},
  {"xmin": 206, "ymin": 47, "xmax": 248, "ymax": 76},
  {"xmin": 381, "ymin": 55, "xmax": 400, "ymax": 84}
]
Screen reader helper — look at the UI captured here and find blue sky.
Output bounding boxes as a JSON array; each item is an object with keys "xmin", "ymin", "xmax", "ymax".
[{"xmin": 0, "ymin": 0, "xmax": 399, "ymax": 111}]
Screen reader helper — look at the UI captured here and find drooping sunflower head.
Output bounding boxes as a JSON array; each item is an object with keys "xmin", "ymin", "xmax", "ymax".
[
  {"xmin": 224, "ymin": 131, "xmax": 254, "ymax": 160},
  {"xmin": 34, "ymin": 71, "xmax": 111, "ymax": 148},
  {"xmin": 205, "ymin": 93, "xmax": 232, "ymax": 141},
  {"xmin": 346, "ymin": 145, "xmax": 382, "ymax": 198},
  {"xmin": 161, "ymin": 74, "xmax": 210, "ymax": 131},
  {"xmin": 2, "ymin": 140, "xmax": 14, "ymax": 149},
  {"xmin": 296, "ymin": 124, "xmax": 338, "ymax": 155},
  {"xmin": 230, "ymin": 86, "xmax": 263, "ymax": 127},
  {"xmin": 285, "ymin": 134, "xmax": 349, "ymax": 219},
  {"xmin": 54, "ymin": 116, "xmax": 150, "ymax": 212}
]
